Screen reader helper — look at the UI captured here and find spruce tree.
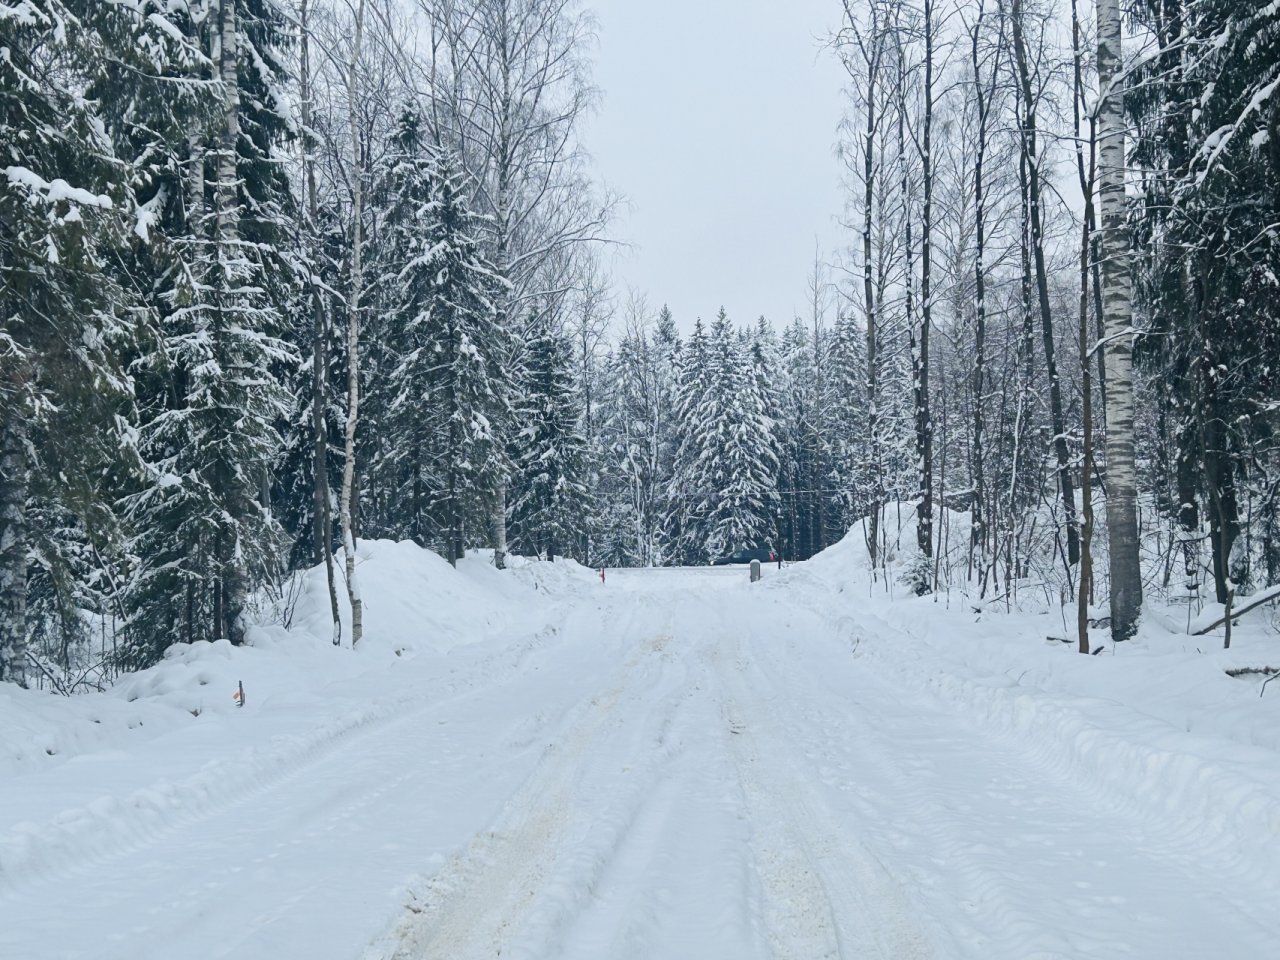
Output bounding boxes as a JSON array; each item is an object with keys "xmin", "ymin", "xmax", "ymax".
[
  {"xmin": 699, "ymin": 308, "xmax": 745, "ymax": 558},
  {"xmin": 0, "ymin": 0, "xmax": 134, "ymax": 684},
  {"xmin": 696, "ymin": 310, "xmax": 781, "ymax": 557},
  {"xmin": 666, "ymin": 318, "xmax": 712, "ymax": 564},
  {"xmin": 509, "ymin": 314, "xmax": 590, "ymax": 562},
  {"xmin": 828, "ymin": 313, "xmax": 869, "ymax": 529},
  {"xmin": 375, "ymin": 111, "xmax": 509, "ymax": 565},
  {"xmin": 122, "ymin": 0, "xmax": 295, "ymax": 664},
  {"xmin": 1133, "ymin": 0, "xmax": 1280, "ymax": 608},
  {"xmin": 727, "ymin": 337, "xmax": 782, "ymax": 551}
]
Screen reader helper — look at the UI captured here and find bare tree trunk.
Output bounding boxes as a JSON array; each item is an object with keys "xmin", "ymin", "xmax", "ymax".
[
  {"xmin": 215, "ymin": 0, "xmax": 240, "ymax": 248},
  {"xmin": 1074, "ymin": 0, "xmax": 1097, "ymax": 654},
  {"xmin": 1007, "ymin": 132, "xmax": 1038, "ymax": 601},
  {"xmin": 491, "ymin": 194, "xmax": 511, "ymax": 572},
  {"xmin": 1010, "ymin": 0, "xmax": 1079, "ymax": 574},
  {"xmin": 299, "ymin": 0, "xmax": 341, "ymax": 645},
  {"xmin": 862, "ymin": 42, "xmax": 881, "ymax": 570},
  {"xmin": 447, "ymin": 466, "xmax": 462, "ymax": 566},
  {"xmin": 915, "ymin": 0, "xmax": 936, "ymax": 578},
  {"xmin": 0, "ymin": 400, "xmax": 30, "ymax": 686},
  {"xmin": 894, "ymin": 18, "xmax": 923, "ymax": 580},
  {"xmin": 1097, "ymin": 0, "xmax": 1142, "ymax": 640},
  {"xmin": 186, "ymin": 129, "xmax": 204, "ymax": 230},
  {"xmin": 1195, "ymin": 264, "xmax": 1240, "ymax": 611},
  {"xmin": 340, "ymin": 0, "xmax": 367, "ymax": 645},
  {"xmin": 493, "ymin": 482, "xmax": 508, "ymax": 570},
  {"xmin": 970, "ymin": 6, "xmax": 994, "ymax": 583},
  {"xmin": 839, "ymin": 3, "xmax": 885, "ymax": 571}
]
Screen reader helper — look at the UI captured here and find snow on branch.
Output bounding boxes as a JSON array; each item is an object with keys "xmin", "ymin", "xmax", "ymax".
[{"xmin": 4, "ymin": 166, "xmax": 113, "ymax": 209}]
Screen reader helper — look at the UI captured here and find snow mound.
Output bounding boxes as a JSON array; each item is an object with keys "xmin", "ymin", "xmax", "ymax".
[
  {"xmin": 0, "ymin": 541, "xmax": 569, "ymax": 890},
  {"xmin": 288, "ymin": 538, "xmax": 539, "ymax": 657},
  {"xmin": 772, "ymin": 510, "xmax": 1280, "ymax": 900}
]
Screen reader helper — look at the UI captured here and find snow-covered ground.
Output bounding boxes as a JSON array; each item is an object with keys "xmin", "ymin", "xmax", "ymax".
[{"xmin": 3, "ymin": 536, "xmax": 1279, "ymax": 959}]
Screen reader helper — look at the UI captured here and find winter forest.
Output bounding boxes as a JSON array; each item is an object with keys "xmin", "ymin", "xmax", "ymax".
[{"xmin": 2, "ymin": 0, "xmax": 1278, "ymax": 688}]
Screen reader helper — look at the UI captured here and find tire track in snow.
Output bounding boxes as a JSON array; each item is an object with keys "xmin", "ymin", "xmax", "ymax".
[
  {"xmin": 369, "ymin": 603, "xmax": 703, "ymax": 960},
  {"xmin": 547, "ymin": 638, "xmax": 766, "ymax": 960},
  {"xmin": 737, "ymin": 596, "xmax": 1280, "ymax": 958},
  {"xmin": 709, "ymin": 627, "xmax": 936, "ymax": 960}
]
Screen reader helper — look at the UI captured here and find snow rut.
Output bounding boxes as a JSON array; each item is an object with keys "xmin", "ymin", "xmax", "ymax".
[
  {"xmin": 372, "ymin": 596, "xmax": 943, "ymax": 960},
  {"xmin": 738, "ymin": 599, "xmax": 1280, "ymax": 958},
  {"xmin": 369, "ymin": 608, "xmax": 697, "ymax": 960},
  {"xmin": 714, "ymin": 639, "xmax": 935, "ymax": 960}
]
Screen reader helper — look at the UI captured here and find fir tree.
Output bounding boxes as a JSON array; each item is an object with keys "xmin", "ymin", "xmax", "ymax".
[
  {"xmin": 121, "ymin": 0, "xmax": 296, "ymax": 664},
  {"xmin": 1, "ymin": 0, "xmax": 135, "ymax": 684},
  {"xmin": 509, "ymin": 314, "xmax": 590, "ymax": 562},
  {"xmin": 699, "ymin": 308, "xmax": 745, "ymax": 558},
  {"xmin": 700, "ymin": 310, "xmax": 781, "ymax": 557},
  {"xmin": 725, "ymin": 336, "xmax": 782, "ymax": 552},
  {"xmin": 665, "ymin": 317, "xmax": 711, "ymax": 564},
  {"xmin": 374, "ymin": 111, "xmax": 509, "ymax": 565}
]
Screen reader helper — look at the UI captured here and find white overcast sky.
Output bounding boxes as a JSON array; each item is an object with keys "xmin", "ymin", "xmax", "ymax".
[{"xmin": 584, "ymin": 0, "xmax": 849, "ymax": 333}]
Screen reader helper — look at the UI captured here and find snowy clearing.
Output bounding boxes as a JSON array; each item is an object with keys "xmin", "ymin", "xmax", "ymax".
[{"xmin": 3, "ymin": 539, "xmax": 1280, "ymax": 959}]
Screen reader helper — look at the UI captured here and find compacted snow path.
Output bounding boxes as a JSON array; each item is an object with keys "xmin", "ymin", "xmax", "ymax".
[{"xmin": 4, "ymin": 565, "xmax": 1278, "ymax": 959}]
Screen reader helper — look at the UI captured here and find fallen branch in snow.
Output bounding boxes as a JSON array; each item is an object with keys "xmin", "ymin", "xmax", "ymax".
[
  {"xmin": 1223, "ymin": 666, "xmax": 1280, "ymax": 698},
  {"xmin": 1224, "ymin": 666, "xmax": 1280, "ymax": 678},
  {"xmin": 1192, "ymin": 584, "xmax": 1280, "ymax": 636},
  {"xmin": 25, "ymin": 652, "xmax": 71, "ymax": 696},
  {"xmin": 23, "ymin": 652, "xmax": 113, "ymax": 696}
]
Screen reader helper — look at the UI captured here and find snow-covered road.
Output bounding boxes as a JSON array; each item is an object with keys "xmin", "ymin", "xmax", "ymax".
[{"xmin": 4, "ymin": 564, "xmax": 1278, "ymax": 959}]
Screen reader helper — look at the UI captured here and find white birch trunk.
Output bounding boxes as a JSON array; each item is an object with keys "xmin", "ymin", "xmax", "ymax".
[
  {"xmin": 493, "ymin": 482, "xmax": 508, "ymax": 570},
  {"xmin": 299, "ymin": 0, "xmax": 341, "ymax": 646},
  {"xmin": 187, "ymin": 130, "xmax": 204, "ymax": 234},
  {"xmin": 339, "ymin": 0, "xmax": 367, "ymax": 645},
  {"xmin": 0, "ymin": 408, "xmax": 30, "ymax": 686},
  {"xmin": 491, "ymin": 185, "xmax": 511, "ymax": 573},
  {"xmin": 1097, "ymin": 0, "xmax": 1142, "ymax": 639},
  {"xmin": 215, "ymin": 0, "xmax": 240, "ymax": 249}
]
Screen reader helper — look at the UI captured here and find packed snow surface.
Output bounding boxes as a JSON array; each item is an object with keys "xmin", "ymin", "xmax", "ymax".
[{"xmin": 3, "ymin": 537, "xmax": 1280, "ymax": 959}]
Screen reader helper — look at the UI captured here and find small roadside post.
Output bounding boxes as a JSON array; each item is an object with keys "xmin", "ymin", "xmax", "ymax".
[{"xmin": 750, "ymin": 559, "xmax": 762, "ymax": 583}]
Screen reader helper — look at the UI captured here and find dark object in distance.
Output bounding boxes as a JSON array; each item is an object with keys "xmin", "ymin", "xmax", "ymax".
[{"xmin": 712, "ymin": 548, "xmax": 775, "ymax": 566}]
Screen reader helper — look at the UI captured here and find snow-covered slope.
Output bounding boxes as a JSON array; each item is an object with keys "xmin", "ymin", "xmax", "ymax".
[
  {"xmin": 773, "ymin": 517, "xmax": 1280, "ymax": 899},
  {"xmin": 0, "ymin": 541, "xmax": 574, "ymax": 890}
]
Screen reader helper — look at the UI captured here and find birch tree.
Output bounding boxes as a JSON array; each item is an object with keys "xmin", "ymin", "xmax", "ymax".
[
  {"xmin": 1097, "ymin": 0, "xmax": 1143, "ymax": 640},
  {"xmin": 298, "ymin": 0, "xmax": 343, "ymax": 644},
  {"xmin": 339, "ymin": 0, "xmax": 368, "ymax": 645}
]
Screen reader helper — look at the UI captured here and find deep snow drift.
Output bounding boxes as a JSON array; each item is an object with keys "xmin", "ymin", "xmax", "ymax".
[{"xmin": 2, "ymin": 535, "xmax": 1279, "ymax": 959}]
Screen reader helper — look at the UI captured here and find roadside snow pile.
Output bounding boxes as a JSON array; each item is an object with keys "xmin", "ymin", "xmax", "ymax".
[
  {"xmin": 461, "ymin": 549, "xmax": 599, "ymax": 600},
  {"xmin": 0, "ymin": 541, "xmax": 571, "ymax": 890},
  {"xmin": 776, "ymin": 509, "xmax": 1280, "ymax": 897},
  {"xmin": 286, "ymin": 538, "xmax": 546, "ymax": 658}
]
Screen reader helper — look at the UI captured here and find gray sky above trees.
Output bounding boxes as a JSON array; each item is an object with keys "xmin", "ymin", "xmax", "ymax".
[{"xmin": 586, "ymin": 0, "xmax": 848, "ymax": 332}]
